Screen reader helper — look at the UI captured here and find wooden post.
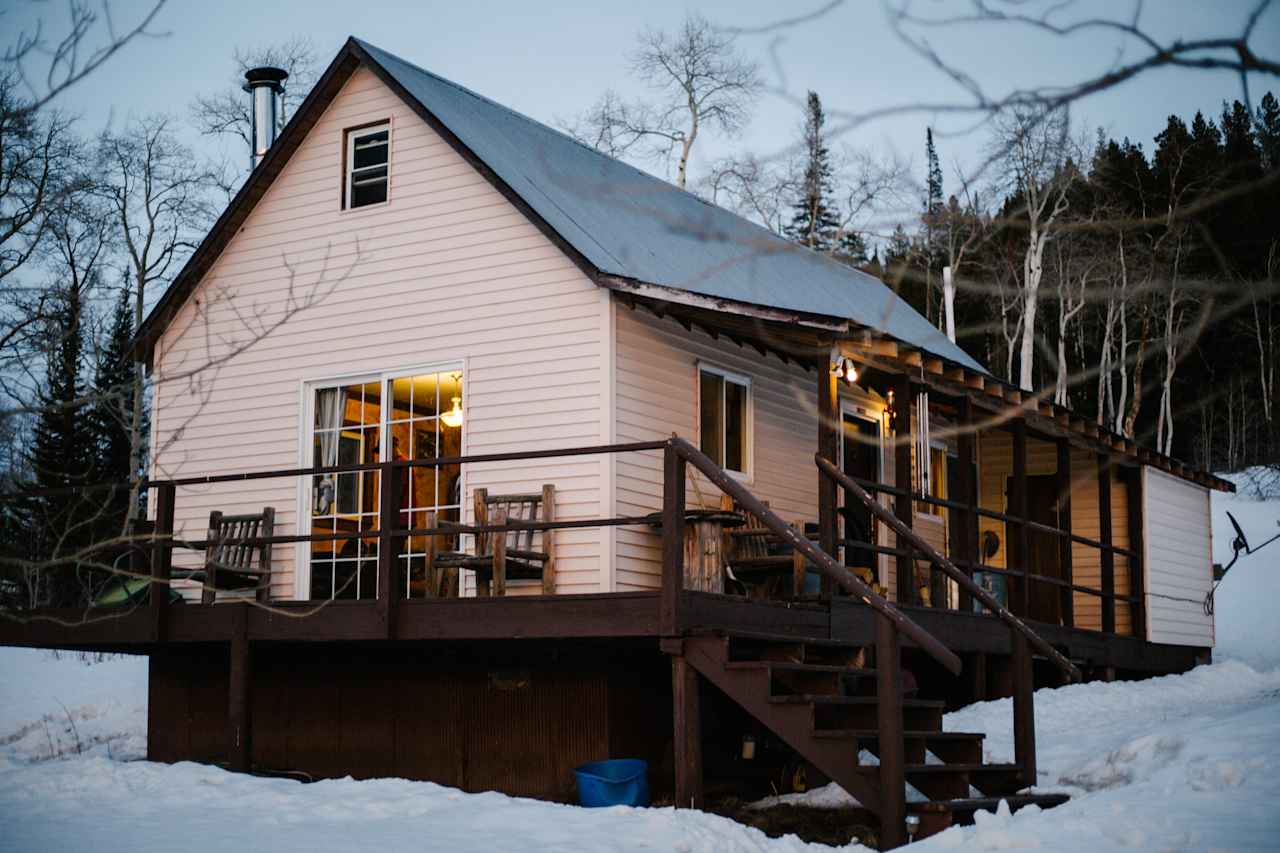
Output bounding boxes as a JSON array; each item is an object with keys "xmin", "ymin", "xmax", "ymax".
[
  {"xmin": 1011, "ymin": 629, "xmax": 1037, "ymax": 787},
  {"xmin": 971, "ymin": 651, "xmax": 988, "ymax": 702},
  {"xmin": 876, "ymin": 612, "xmax": 906, "ymax": 849},
  {"xmin": 227, "ymin": 606, "xmax": 252, "ymax": 772},
  {"xmin": 1010, "ymin": 419, "xmax": 1030, "ymax": 618},
  {"xmin": 817, "ymin": 358, "xmax": 839, "ymax": 598},
  {"xmin": 1125, "ymin": 466, "xmax": 1146, "ymax": 640},
  {"xmin": 1056, "ymin": 440, "xmax": 1074, "ymax": 628},
  {"xmin": 376, "ymin": 458, "xmax": 403, "ymax": 639},
  {"xmin": 150, "ymin": 483, "xmax": 175, "ymax": 643},
  {"xmin": 1097, "ymin": 454, "xmax": 1115, "ymax": 635},
  {"xmin": 893, "ymin": 374, "xmax": 914, "ymax": 605},
  {"xmin": 661, "ymin": 442, "xmax": 687, "ymax": 636},
  {"xmin": 671, "ymin": 654, "xmax": 703, "ymax": 809},
  {"xmin": 540, "ymin": 483, "xmax": 557, "ymax": 595},
  {"xmin": 955, "ymin": 397, "xmax": 977, "ymax": 612}
]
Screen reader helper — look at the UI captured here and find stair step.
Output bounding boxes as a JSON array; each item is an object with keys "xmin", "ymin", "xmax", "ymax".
[
  {"xmin": 812, "ymin": 729, "xmax": 985, "ymax": 743},
  {"xmin": 911, "ymin": 793, "xmax": 1070, "ymax": 829},
  {"xmin": 715, "ymin": 629, "xmax": 863, "ymax": 649},
  {"xmin": 771, "ymin": 695, "xmax": 945, "ymax": 709},
  {"xmin": 724, "ymin": 661, "xmax": 874, "ymax": 676}
]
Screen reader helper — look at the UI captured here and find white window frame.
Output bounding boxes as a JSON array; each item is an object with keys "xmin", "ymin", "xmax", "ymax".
[
  {"xmin": 696, "ymin": 362, "xmax": 753, "ymax": 480},
  {"xmin": 295, "ymin": 360, "xmax": 467, "ymax": 600},
  {"xmin": 343, "ymin": 121, "xmax": 391, "ymax": 211}
]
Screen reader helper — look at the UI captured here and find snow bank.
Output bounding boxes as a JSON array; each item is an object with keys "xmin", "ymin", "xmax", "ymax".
[{"xmin": 1211, "ymin": 469, "xmax": 1280, "ymax": 669}]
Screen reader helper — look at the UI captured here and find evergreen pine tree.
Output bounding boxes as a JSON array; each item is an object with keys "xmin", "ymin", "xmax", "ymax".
[
  {"xmin": 785, "ymin": 91, "xmax": 841, "ymax": 253},
  {"xmin": 923, "ymin": 128, "xmax": 945, "ymax": 323},
  {"xmin": 89, "ymin": 285, "xmax": 141, "ymax": 539},
  {"xmin": 27, "ymin": 275, "xmax": 99, "ymax": 604},
  {"xmin": 1256, "ymin": 92, "xmax": 1280, "ymax": 172}
]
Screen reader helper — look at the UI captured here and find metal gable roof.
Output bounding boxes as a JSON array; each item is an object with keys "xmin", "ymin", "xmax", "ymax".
[{"xmin": 354, "ymin": 40, "xmax": 986, "ymax": 373}]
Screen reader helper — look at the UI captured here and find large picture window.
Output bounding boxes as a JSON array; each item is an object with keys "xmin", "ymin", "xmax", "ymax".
[
  {"xmin": 306, "ymin": 367, "xmax": 463, "ymax": 600},
  {"xmin": 698, "ymin": 364, "xmax": 750, "ymax": 476}
]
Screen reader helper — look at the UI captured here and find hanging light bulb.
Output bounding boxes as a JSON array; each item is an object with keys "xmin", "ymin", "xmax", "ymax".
[
  {"xmin": 843, "ymin": 359, "xmax": 859, "ymax": 385},
  {"xmin": 441, "ymin": 372, "xmax": 464, "ymax": 428}
]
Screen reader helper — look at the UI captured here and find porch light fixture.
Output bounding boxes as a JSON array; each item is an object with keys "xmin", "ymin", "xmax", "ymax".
[
  {"xmin": 832, "ymin": 357, "xmax": 858, "ymax": 386},
  {"xmin": 441, "ymin": 372, "xmax": 464, "ymax": 429}
]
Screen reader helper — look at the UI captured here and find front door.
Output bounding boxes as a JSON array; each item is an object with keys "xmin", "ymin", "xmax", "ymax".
[{"xmin": 840, "ymin": 411, "xmax": 881, "ymax": 583}]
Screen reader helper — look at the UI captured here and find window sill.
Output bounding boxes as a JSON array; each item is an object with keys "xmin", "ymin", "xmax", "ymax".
[{"xmin": 339, "ymin": 198, "xmax": 391, "ymax": 216}]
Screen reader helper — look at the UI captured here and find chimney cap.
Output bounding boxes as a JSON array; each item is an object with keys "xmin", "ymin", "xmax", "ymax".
[{"xmin": 244, "ymin": 66, "xmax": 289, "ymax": 91}]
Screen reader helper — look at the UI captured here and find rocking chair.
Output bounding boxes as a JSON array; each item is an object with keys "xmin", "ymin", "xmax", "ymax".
[
  {"xmin": 200, "ymin": 507, "xmax": 275, "ymax": 603},
  {"xmin": 427, "ymin": 486, "xmax": 556, "ymax": 596}
]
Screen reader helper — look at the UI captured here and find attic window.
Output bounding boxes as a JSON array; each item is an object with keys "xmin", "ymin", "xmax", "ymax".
[{"xmin": 345, "ymin": 123, "xmax": 389, "ymax": 209}]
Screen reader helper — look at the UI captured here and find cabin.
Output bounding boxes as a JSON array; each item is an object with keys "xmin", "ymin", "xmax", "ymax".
[{"xmin": 0, "ymin": 38, "xmax": 1230, "ymax": 848}]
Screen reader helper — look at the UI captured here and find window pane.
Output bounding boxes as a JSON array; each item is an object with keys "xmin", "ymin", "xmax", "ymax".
[
  {"xmin": 352, "ymin": 131, "xmax": 389, "ymax": 169},
  {"xmin": 699, "ymin": 371, "xmax": 723, "ymax": 466},
  {"xmin": 351, "ymin": 175, "xmax": 388, "ymax": 208},
  {"xmin": 725, "ymin": 379, "xmax": 746, "ymax": 473}
]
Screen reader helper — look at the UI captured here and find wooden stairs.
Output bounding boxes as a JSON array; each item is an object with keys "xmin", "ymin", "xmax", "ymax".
[{"xmin": 683, "ymin": 629, "xmax": 1069, "ymax": 844}]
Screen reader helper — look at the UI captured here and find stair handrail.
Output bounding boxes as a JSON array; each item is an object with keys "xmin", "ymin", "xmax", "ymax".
[
  {"xmin": 815, "ymin": 454, "xmax": 1082, "ymax": 683},
  {"xmin": 668, "ymin": 437, "xmax": 962, "ymax": 676}
]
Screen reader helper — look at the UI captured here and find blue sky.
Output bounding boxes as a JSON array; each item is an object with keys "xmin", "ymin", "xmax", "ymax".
[{"xmin": 8, "ymin": 0, "xmax": 1279, "ymax": 230}]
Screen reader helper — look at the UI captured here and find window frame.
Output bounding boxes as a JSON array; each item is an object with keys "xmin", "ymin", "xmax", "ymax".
[
  {"xmin": 696, "ymin": 362, "xmax": 753, "ymax": 480},
  {"xmin": 342, "ymin": 120, "xmax": 391, "ymax": 211}
]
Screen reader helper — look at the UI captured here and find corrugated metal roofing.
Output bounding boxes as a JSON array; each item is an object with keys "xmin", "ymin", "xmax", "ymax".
[{"xmin": 356, "ymin": 40, "xmax": 985, "ymax": 373}]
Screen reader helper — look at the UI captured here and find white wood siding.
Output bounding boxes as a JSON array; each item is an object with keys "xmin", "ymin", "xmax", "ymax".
[
  {"xmin": 1143, "ymin": 466, "xmax": 1214, "ymax": 647},
  {"xmin": 151, "ymin": 66, "xmax": 609, "ymax": 598},
  {"xmin": 611, "ymin": 305, "xmax": 822, "ymax": 590}
]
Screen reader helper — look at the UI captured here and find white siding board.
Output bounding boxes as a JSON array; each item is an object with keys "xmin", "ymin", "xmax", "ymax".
[
  {"xmin": 1142, "ymin": 465, "xmax": 1214, "ymax": 647},
  {"xmin": 152, "ymin": 66, "xmax": 608, "ymax": 599}
]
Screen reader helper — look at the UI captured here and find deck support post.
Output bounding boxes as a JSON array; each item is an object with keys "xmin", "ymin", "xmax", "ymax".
[
  {"xmin": 1012, "ymin": 630, "xmax": 1037, "ymax": 786},
  {"xmin": 893, "ymin": 374, "xmax": 914, "ymax": 605},
  {"xmin": 149, "ymin": 483, "xmax": 176, "ymax": 642},
  {"xmin": 671, "ymin": 653, "xmax": 703, "ymax": 809},
  {"xmin": 1097, "ymin": 455, "xmax": 1115, "ymax": 635},
  {"xmin": 1124, "ymin": 466, "xmax": 1146, "ymax": 640},
  {"xmin": 1055, "ymin": 440, "xmax": 1074, "ymax": 628},
  {"xmin": 817, "ymin": 358, "xmax": 839, "ymax": 598},
  {"xmin": 377, "ymin": 458, "xmax": 403, "ymax": 639},
  {"xmin": 1010, "ymin": 419, "xmax": 1029, "ymax": 618},
  {"xmin": 661, "ymin": 442, "xmax": 687, "ymax": 636},
  {"xmin": 227, "ymin": 606, "xmax": 252, "ymax": 772},
  {"xmin": 955, "ymin": 397, "xmax": 977, "ymax": 612},
  {"xmin": 876, "ymin": 611, "xmax": 906, "ymax": 849}
]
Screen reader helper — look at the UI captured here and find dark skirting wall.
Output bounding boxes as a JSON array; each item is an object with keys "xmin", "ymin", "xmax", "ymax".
[{"xmin": 147, "ymin": 640, "xmax": 673, "ymax": 802}]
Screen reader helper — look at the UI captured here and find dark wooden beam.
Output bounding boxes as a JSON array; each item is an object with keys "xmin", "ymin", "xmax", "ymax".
[
  {"xmin": 1012, "ymin": 631, "xmax": 1036, "ymax": 786},
  {"xmin": 1124, "ymin": 466, "xmax": 1146, "ymax": 640},
  {"xmin": 150, "ymin": 483, "xmax": 176, "ymax": 643},
  {"xmin": 227, "ymin": 607, "xmax": 252, "ymax": 772},
  {"xmin": 1098, "ymin": 454, "xmax": 1115, "ymax": 635},
  {"xmin": 1056, "ymin": 440, "xmax": 1074, "ymax": 628},
  {"xmin": 893, "ymin": 374, "xmax": 914, "ymax": 605},
  {"xmin": 376, "ymin": 461, "xmax": 403, "ymax": 639},
  {"xmin": 671, "ymin": 653, "xmax": 704, "ymax": 809},
  {"xmin": 1010, "ymin": 419, "xmax": 1030, "ymax": 618},
  {"xmin": 955, "ymin": 397, "xmax": 977, "ymax": 613},
  {"xmin": 876, "ymin": 612, "xmax": 906, "ymax": 849},
  {"xmin": 661, "ymin": 444, "xmax": 687, "ymax": 636},
  {"xmin": 817, "ymin": 360, "xmax": 839, "ymax": 598}
]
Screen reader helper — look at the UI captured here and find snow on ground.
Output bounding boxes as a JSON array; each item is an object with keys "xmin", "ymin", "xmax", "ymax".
[{"xmin": 2, "ymin": 470, "xmax": 1279, "ymax": 851}]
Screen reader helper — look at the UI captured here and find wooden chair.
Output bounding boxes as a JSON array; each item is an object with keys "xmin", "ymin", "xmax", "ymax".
[
  {"xmin": 719, "ymin": 496, "xmax": 808, "ymax": 599},
  {"xmin": 201, "ymin": 508, "xmax": 275, "ymax": 604},
  {"xmin": 427, "ymin": 486, "xmax": 556, "ymax": 596}
]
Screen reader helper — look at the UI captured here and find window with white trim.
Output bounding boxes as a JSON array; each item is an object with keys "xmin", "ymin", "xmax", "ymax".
[
  {"xmin": 344, "ymin": 123, "xmax": 389, "ymax": 209},
  {"xmin": 698, "ymin": 364, "xmax": 750, "ymax": 476}
]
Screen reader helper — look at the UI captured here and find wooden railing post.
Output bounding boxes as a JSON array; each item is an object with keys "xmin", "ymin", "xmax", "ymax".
[
  {"xmin": 817, "ymin": 360, "xmax": 839, "ymax": 599},
  {"xmin": 671, "ymin": 652, "xmax": 703, "ymax": 808},
  {"xmin": 1056, "ymin": 440, "xmax": 1074, "ymax": 628},
  {"xmin": 661, "ymin": 442, "xmax": 687, "ymax": 636},
  {"xmin": 149, "ymin": 483, "xmax": 175, "ymax": 643},
  {"xmin": 1010, "ymin": 419, "xmax": 1030, "ymax": 618},
  {"xmin": 1012, "ymin": 629, "xmax": 1037, "ymax": 786},
  {"xmin": 955, "ymin": 397, "xmax": 977, "ymax": 612},
  {"xmin": 376, "ymin": 459, "xmax": 403, "ymax": 639},
  {"xmin": 1097, "ymin": 454, "xmax": 1115, "ymax": 635},
  {"xmin": 876, "ymin": 611, "xmax": 906, "ymax": 849},
  {"xmin": 893, "ymin": 374, "xmax": 914, "ymax": 605},
  {"xmin": 1125, "ymin": 466, "xmax": 1146, "ymax": 639}
]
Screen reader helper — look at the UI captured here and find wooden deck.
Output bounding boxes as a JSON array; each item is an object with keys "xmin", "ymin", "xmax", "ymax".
[{"xmin": 0, "ymin": 590, "xmax": 1205, "ymax": 677}]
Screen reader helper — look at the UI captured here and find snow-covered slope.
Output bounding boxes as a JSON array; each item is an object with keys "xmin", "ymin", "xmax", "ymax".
[{"xmin": 1, "ymin": 470, "xmax": 1277, "ymax": 851}]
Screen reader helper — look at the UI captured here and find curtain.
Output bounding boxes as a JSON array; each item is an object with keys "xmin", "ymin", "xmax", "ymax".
[{"xmin": 314, "ymin": 386, "xmax": 348, "ymax": 515}]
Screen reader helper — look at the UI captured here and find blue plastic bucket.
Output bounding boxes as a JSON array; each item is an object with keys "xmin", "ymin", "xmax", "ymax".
[{"xmin": 573, "ymin": 759, "xmax": 649, "ymax": 807}]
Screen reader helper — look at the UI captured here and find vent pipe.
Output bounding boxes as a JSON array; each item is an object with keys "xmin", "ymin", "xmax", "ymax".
[{"xmin": 244, "ymin": 66, "xmax": 289, "ymax": 168}]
